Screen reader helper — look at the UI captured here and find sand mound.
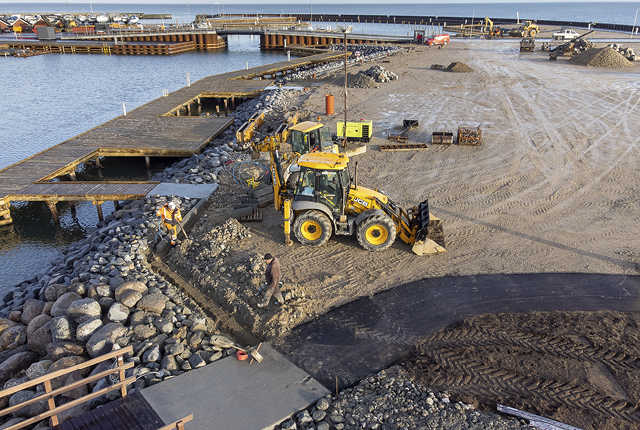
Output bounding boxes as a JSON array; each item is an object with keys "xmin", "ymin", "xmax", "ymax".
[
  {"xmin": 446, "ymin": 62, "xmax": 473, "ymax": 73},
  {"xmin": 569, "ymin": 47, "xmax": 632, "ymax": 68}
]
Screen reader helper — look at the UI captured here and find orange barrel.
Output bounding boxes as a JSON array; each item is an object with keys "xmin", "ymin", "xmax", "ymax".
[{"xmin": 325, "ymin": 94, "xmax": 335, "ymax": 115}]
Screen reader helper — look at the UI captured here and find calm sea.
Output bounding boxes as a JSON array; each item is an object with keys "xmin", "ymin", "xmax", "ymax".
[{"xmin": 1, "ymin": 2, "xmax": 639, "ymax": 287}]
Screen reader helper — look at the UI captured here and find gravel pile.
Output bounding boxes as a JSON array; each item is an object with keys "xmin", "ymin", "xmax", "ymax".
[
  {"xmin": 346, "ymin": 72, "xmax": 378, "ymax": 89},
  {"xmin": 569, "ymin": 47, "xmax": 633, "ymax": 68},
  {"xmin": 446, "ymin": 62, "xmax": 474, "ymax": 73},
  {"xmin": 277, "ymin": 366, "xmax": 531, "ymax": 430}
]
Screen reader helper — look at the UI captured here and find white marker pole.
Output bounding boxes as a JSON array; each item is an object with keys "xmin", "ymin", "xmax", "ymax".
[
  {"xmin": 122, "ymin": 102, "xmax": 127, "ymax": 116},
  {"xmin": 186, "ymin": 72, "xmax": 191, "ymax": 87},
  {"xmin": 517, "ymin": 11, "xmax": 520, "ymax": 24},
  {"xmin": 287, "ymin": 50, "xmax": 291, "ymax": 61}
]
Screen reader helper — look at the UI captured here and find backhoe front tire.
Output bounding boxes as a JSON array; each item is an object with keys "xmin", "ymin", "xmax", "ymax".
[
  {"xmin": 357, "ymin": 214, "xmax": 397, "ymax": 251},
  {"xmin": 293, "ymin": 210, "xmax": 332, "ymax": 246}
]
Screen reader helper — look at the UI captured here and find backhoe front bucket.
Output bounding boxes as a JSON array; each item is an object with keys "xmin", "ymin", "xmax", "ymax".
[
  {"xmin": 411, "ymin": 201, "xmax": 446, "ymax": 255},
  {"xmin": 412, "ymin": 238, "xmax": 446, "ymax": 255}
]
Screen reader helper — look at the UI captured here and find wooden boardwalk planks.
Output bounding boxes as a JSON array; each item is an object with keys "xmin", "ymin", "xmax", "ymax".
[{"xmin": 0, "ymin": 52, "xmax": 345, "ymax": 211}]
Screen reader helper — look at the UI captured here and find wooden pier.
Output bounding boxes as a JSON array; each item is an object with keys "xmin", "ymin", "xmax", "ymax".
[{"xmin": 0, "ymin": 51, "xmax": 346, "ymax": 226}]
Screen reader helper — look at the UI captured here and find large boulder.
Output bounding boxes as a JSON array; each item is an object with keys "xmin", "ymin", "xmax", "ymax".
[
  {"xmin": 76, "ymin": 318, "xmax": 103, "ymax": 342},
  {"xmin": 50, "ymin": 292, "xmax": 81, "ymax": 318},
  {"xmin": 115, "ymin": 281, "xmax": 147, "ymax": 302},
  {"xmin": 86, "ymin": 323, "xmax": 127, "ymax": 357},
  {"xmin": 46, "ymin": 342, "xmax": 85, "ymax": 360},
  {"xmin": 42, "ymin": 283, "xmax": 67, "ymax": 302},
  {"xmin": 0, "ymin": 351, "xmax": 37, "ymax": 385},
  {"xmin": 26, "ymin": 314, "xmax": 52, "ymax": 353},
  {"xmin": 137, "ymin": 293, "xmax": 167, "ymax": 314},
  {"xmin": 133, "ymin": 324, "xmax": 156, "ymax": 340},
  {"xmin": 0, "ymin": 325, "xmax": 26, "ymax": 351},
  {"xmin": 25, "ymin": 360, "xmax": 53, "ymax": 380},
  {"xmin": 50, "ymin": 316, "xmax": 73, "ymax": 342},
  {"xmin": 66, "ymin": 298, "xmax": 101, "ymax": 322},
  {"xmin": 0, "ymin": 319, "xmax": 16, "ymax": 336},
  {"xmin": 119, "ymin": 291, "xmax": 143, "ymax": 308},
  {"xmin": 107, "ymin": 303, "xmax": 129, "ymax": 323},
  {"xmin": 20, "ymin": 300, "xmax": 44, "ymax": 325},
  {"xmin": 9, "ymin": 390, "xmax": 48, "ymax": 417},
  {"xmin": 48, "ymin": 356, "xmax": 86, "ymax": 390}
]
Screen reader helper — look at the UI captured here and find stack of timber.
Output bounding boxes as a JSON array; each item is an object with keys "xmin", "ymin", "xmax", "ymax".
[
  {"xmin": 431, "ymin": 131, "xmax": 454, "ymax": 145},
  {"xmin": 457, "ymin": 126, "xmax": 483, "ymax": 145}
]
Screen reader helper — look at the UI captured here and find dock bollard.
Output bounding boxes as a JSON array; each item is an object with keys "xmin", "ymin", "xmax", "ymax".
[{"xmin": 287, "ymin": 50, "xmax": 290, "ymax": 61}]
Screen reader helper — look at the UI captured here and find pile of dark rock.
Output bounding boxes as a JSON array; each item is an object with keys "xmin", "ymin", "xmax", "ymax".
[
  {"xmin": 277, "ymin": 366, "xmax": 530, "ymax": 430},
  {"xmin": 284, "ymin": 44, "xmax": 401, "ymax": 81}
]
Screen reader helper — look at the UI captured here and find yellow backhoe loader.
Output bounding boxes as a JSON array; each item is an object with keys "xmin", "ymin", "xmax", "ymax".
[{"xmin": 271, "ymin": 151, "xmax": 445, "ymax": 255}]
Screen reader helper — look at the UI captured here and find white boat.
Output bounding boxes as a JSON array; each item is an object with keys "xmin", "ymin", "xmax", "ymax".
[
  {"xmin": 63, "ymin": 15, "xmax": 73, "ymax": 21},
  {"xmin": 88, "ymin": 15, "xmax": 97, "ymax": 23},
  {"xmin": 77, "ymin": 15, "xmax": 87, "ymax": 22},
  {"xmin": 128, "ymin": 15, "xmax": 139, "ymax": 24},
  {"xmin": 96, "ymin": 15, "xmax": 109, "ymax": 23},
  {"xmin": 113, "ymin": 15, "xmax": 124, "ymax": 22}
]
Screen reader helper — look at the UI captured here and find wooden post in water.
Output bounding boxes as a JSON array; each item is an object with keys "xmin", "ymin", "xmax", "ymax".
[
  {"xmin": 69, "ymin": 169, "xmax": 77, "ymax": 181},
  {"xmin": 46, "ymin": 201, "xmax": 59, "ymax": 224},
  {"xmin": 114, "ymin": 200, "xmax": 121, "ymax": 210},
  {"xmin": 216, "ymin": 105, "xmax": 220, "ymax": 116},
  {"xmin": 223, "ymin": 98, "xmax": 228, "ymax": 114},
  {"xmin": 95, "ymin": 201, "xmax": 104, "ymax": 222}
]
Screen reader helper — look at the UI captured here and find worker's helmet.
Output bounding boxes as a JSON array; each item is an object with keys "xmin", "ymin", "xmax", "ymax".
[{"xmin": 168, "ymin": 201, "xmax": 176, "ymax": 210}]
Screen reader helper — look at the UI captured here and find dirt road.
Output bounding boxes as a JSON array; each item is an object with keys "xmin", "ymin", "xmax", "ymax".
[{"xmin": 174, "ymin": 41, "xmax": 639, "ymax": 336}]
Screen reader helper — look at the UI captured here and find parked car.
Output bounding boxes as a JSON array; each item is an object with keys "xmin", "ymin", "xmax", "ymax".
[
  {"xmin": 426, "ymin": 34, "xmax": 450, "ymax": 47},
  {"xmin": 553, "ymin": 28, "xmax": 580, "ymax": 40}
]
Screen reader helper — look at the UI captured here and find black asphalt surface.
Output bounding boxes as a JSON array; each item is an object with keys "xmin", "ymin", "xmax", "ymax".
[{"xmin": 275, "ymin": 273, "xmax": 640, "ymax": 389}]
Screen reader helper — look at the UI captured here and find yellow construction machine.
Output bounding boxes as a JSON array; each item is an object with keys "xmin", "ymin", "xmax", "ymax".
[
  {"xmin": 271, "ymin": 151, "xmax": 445, "ymax": 255},
  {"xmin": 509, "ymin": 20, "xmax": 539, "ymax": 37}
]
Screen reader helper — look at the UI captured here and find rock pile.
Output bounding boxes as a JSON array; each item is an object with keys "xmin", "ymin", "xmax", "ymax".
[
  {"xmin": 608, "ymin": 43, "xmax": 636, "ymax": 61},
  {"xmin": 284, "ymin": 45, "xmax": 401, "ymax": 81},
  {"xmin": 277, "ymin": 366, "xmax": 530, "ymax": 430},
  {"xmin": 570, "ymin": 47, "xmax": 633, "ymax": 68},
  {"xmin": 362, "ymin": 65, "xmax": 398, "ymax": 82}
]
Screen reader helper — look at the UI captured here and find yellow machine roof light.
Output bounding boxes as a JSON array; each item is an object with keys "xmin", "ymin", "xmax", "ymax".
[
  {"xmin": 298, "ymin": 152, "xmax": 349, "ymax": 170},
  {"xmin": 289, "ymin": 121, "xmax": 324, "ymax": 133}
]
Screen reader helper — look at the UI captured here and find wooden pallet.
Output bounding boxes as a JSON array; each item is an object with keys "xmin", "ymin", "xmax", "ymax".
[{"xmin": 379, "ymin": 144, "xmax": 429, "ymax": 152}]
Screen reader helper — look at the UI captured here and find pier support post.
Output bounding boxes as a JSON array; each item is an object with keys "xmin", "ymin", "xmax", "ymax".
[
  {"xmin": 95, "ymin": 157, "xmax": 103, "ymax": 169},
  {"xmin": 69, "ymin": 170, "xmax": 77, "ymax": 181},
  {"xmin": 70, "ymin": 203, "xmax": 77, "ymax": 221},
  {"xmin": 224, "ymin": 98, "xmax": 228, "ymax": 113},
  {"xmin": 114, "ymin": 200, "xmax": 121, "ymax": 210},
  {"xmin": 95, "ymin": 201, "xmax": 104, "ymax": 222},
  {"xmin": 216, "ymin": 105, "xmax": 220, "ymax": 116},
  {"xmin": 145, "ymin": 156, "xmax": 151, "ymax": 169},
  {"xmin": 46, "ymin": 201, "xmax": 59, "ymax": 224}
]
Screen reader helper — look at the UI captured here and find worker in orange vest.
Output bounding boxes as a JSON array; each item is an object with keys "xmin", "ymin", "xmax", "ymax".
[{"xmin": 156, "ymin": 201, "xmax": 182, "ymax": 246}]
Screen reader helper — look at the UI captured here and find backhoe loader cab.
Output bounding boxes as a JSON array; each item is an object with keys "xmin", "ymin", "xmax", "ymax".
[
  {"xmin": 287, "ymin": 121, "xmax": 336, "ymax": 154},
  {"xmin": 288, "ymin": 152, "xmax": 446, "ymax": 255}
]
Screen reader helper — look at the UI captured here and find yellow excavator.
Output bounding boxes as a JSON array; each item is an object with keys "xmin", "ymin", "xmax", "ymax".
[{"xmin": 271, "ymin": 151, "xmax": 445, "ymax": 255}]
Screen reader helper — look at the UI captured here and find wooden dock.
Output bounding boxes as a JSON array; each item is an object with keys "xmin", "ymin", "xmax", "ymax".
[{"xmin": 0, "ymin": 51, "xmax": 345, "ymax": 226}]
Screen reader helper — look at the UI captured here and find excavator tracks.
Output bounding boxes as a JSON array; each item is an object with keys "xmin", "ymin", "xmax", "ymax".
[{"xmin": 408, "ymin": 314, "xmax": 640, "ymax": 429}]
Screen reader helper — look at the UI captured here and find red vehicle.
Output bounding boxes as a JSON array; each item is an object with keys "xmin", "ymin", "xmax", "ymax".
[{"xmin": 426, "ymin": 34, "xmax": 450, "ymax": 47}]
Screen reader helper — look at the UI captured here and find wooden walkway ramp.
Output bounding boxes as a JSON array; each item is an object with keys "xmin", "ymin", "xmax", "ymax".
[{"xmin": 0, "ymin": 51, "xmax": 345, "ymax": 225}]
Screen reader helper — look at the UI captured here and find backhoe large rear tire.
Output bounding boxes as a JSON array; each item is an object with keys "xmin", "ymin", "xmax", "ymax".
[
  {"xmin": 293, "ymin": 210, "xmax": 332, "ymax": 246},
  {"xmin": 356, "ymin": 213, "xmax": 396, "ymax": 251}
]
